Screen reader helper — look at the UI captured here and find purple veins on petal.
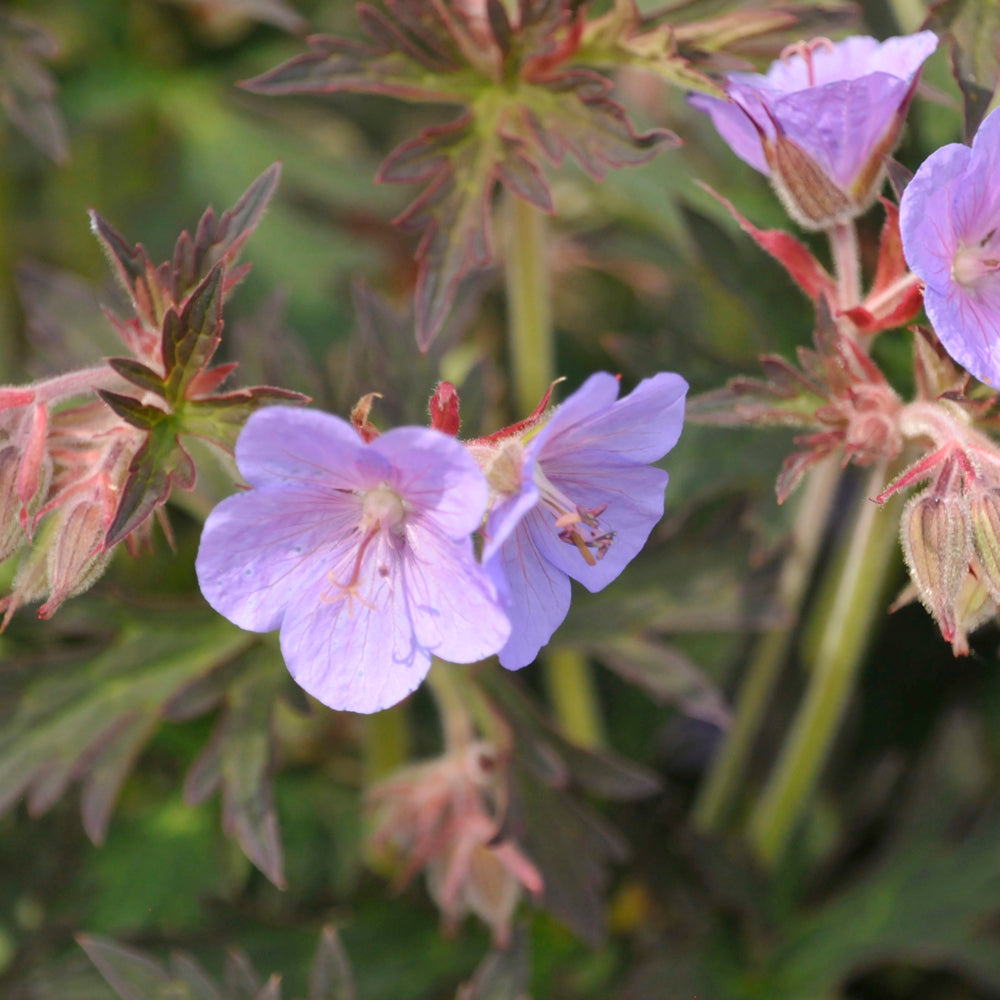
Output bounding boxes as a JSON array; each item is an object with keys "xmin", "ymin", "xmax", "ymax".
[
  {"xmin": 901, "ymin": 107, "xmax": 1000, "ymax": 387},
  {"xmin": 478, "ymin": 372, "xmax": 688, "ymax": 670},
  {"xmin": 196, "ymin": 407, "xmax": 510, "ymax": 714}
]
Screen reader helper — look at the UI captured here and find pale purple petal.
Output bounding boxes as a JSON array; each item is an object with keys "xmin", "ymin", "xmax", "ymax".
[
  {"xmin": 542, "ymin": 372, "xmax": 687, "ymax": 464},
  {"xmin": 401, "ymin": 526, "xmax": 510, "ymax": 663},
  {"xmin": 690, "ymin": 31, "xmax": 937, "ymax": 191},
  {"xmin": 765, "ymin": 32, "xmax": 937, "ymax": 90},
  {"xmin": 279, "ymin": 540, "xmax": 431, "ymax": 714},
  {"xmin": 901, "ymin": 107, "xmax": 1000, "ymax": 387},
  {"xmin": 236, "ymin": 406, "xmax": 387, "ymax": 490},
  {"xmin": 490, "ymin": 514, "xmax": 573, "ymax": 671},
  {"xmin": 768, "ymin": 74, "xmax": 914, "ymax": 190},
  {"xmin": 952, "ymin": 108, "xmax": 1000, "ymax": 243},
  {"xmin": 527, "ymin": 459, "xmax": 668, "ymax": 591},
  {"xmin": 900, "ymin": 142, "xmax": 969, "ymax": 289},
  {"xmin": 688, "ymin": 89, "xmax": 770, "ymax": 174},
  {"xmin": 482, "ymin": 472, "xmax": 539, "ymax": 563},
  {"xmin": 196, "ymin": 484, "xmax": 360, "ymax": 632},
  {"xmin": 197, "ymin": 406, "xmax": 509, "ymax": 714},
  {"xmin": 924, "ymin": 284, "xmax": 1000, "ymax": 388},
  {"xmin": 484, "ymin": 371, "xmax": 686, "ymax": 659},
  {"xmin": 373, "ymin": 426, "xmax": 489, "ymax": 537}
]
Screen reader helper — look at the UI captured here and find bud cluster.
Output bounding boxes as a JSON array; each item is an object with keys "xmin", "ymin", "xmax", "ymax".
[
  {"xmin": 0, "ymin": 165, "xmax": 304, "ymax": 629},
  {"xmin": 882, "ymin": 403, "xmax": 1000, "ymax": 654},
  {"xmin": 366, "ymin": 740, "xmax": 542, "ymax": 946}
]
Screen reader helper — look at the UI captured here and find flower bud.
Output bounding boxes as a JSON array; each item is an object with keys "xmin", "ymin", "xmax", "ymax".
[
  {"xmin": 900, "ymin": 491, "xmax": 971, "ymax": 643},
  {"xmin": 38, "ymin": 500, "xmax": 112, "ymax": 619},
  {"xmin": 969, "ymin": 486, "xmax": 1000, "ymax": 602},
  {"xmin": 0, "ymin": 446, "xmax": 27, "ymax": 562}
]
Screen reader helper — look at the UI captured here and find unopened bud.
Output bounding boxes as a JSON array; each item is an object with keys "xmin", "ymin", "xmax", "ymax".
[
  {"xmin": 429, "ymin": 381, "xmax": 461, "ymax": 436},
  {"xmin": 0, "ymin": 444, "xmax": 51, "ymax": 560},
  {"xmin": 762, "ymin": 95, "xmax": 911, "ymax": 231},
  {"xmin": 900, "ymin": 491, "xmax": 971, "ymax": 642},
  {"xmin": 39, "ymin": 500, "xmax": 112, "ymax": 619},
  {"xmin": 969, "ymin": 487, "xmax": 1000, "ymax": 601},
  {"xmin": 950, "ymin": 557, "xmax": 998, "ymax": 656},
  {"xmin": 0, "ymin": 446, "xmax": 27, "ymax": 561}
]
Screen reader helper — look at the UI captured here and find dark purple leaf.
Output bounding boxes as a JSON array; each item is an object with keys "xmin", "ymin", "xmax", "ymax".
[
  {"xmin": 98, "ymin": 391, "xmax": 169, "ymax": 430},
  {"xmin": 241, "ymin": 31, "xmax": 463, "ymax": 102},
  {"xmin": 0, "ymin": 11, "xmax": 67, "ymax": 161},
  {"xmin": 162, "ymin": 263, "xmax": 224, "ymax": 401},
  {"xmin": 106, "ymin": 357, "xmax": 167, "ymax": 398},
  {"xmin": 521, "ymin": 69, "xmax": 679, "ymax": 178},
  {"xmin": 379, "ymin": 115, "xmax": 552, "ymax": 348},
  {"xmin": 104, "ymin": 419, "xmax": 196, "ymax": 547}
]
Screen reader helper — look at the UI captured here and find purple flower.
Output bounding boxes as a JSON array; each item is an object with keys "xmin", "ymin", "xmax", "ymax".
[
  {"xmin": 196, "ymin": 407, "xmax": 510, "ymax": 713},
  {"xmin": 477, "ymin": 372, "xmax": 687, "ymax": 670},
  {"xmin": 900, "ymin": 107, "xmax": 1000, "ymax": 387},
  {"xmin": 690, "ymin": 32, "xmax": 937, "ymax": 228}
]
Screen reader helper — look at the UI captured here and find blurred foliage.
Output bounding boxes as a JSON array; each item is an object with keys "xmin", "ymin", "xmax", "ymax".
[{"xmin": 3, "ymin": 1, "xmax": 1000, "ymax": 1000}]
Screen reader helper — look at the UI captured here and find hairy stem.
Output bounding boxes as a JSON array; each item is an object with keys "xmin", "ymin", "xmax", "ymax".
[
  {"xmin": 747, "ymin": 461, "xmax": 900, "ymax": 866},
  {"xmin": 692, "ymin": 455, "xmax": 841, "ymax": 832},
  {"xmin": 504, "ymin": 191, "xmax": 603, "ymax": 748},
  {"xmin": 829, "ymin": 221, "xmax": 861, "ymax": 312}
]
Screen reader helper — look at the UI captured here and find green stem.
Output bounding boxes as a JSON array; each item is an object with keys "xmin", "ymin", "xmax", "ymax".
[
  {"xmin": 692, "ymin": 455, "xmax": 841, "ymax": 832},
  {"xmin": 426, "ymin": 659, "xmax": 476, "ymax": 750},
  {"xmin": 505, "ymin": 192, "xmax": 554, "ymax": 416},
  {"xmin": 747, "ymin": 461, "xmax": 900, "ymax": 866},
  {"xmin": 363, "ymin": 707, "xmax": 411, "ymax": 785},
  {"xmin": 504, "ymin": 191, "xmax": 603, "ymax": 748}
]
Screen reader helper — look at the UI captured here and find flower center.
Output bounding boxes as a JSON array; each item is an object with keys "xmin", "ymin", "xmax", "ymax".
[
  {"xmin": 952, "ymin": 234, "xmax": 1000, "ymax": 289},
  {"xmin": 533, "ymin": 464, "xmax": 613, "ymax": 567},
  {"xmin": 322, "ymin": 482, "xmax": 407, "ymax": 612},
  {"xmin": 361, "ymin": 482, "xmax": 407, "ymax": 535}
]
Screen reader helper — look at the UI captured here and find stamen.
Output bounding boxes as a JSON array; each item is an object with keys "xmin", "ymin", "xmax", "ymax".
[
  {"xmin": 780, "ymin": 37, "xmax": 835, "ymax": 87},
  {"xmin": 321, "ymin": 526, "xmax": 379, "ymax": 615}
]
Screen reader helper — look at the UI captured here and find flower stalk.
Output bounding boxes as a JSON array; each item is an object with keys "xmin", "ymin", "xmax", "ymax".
[
  {"xmin": 747, "ymin": 460, "xmax": 901, "ymax": 865},
  {"xmin": 692, "ymin": 454, "xmax": 840, "ymax": 832}
]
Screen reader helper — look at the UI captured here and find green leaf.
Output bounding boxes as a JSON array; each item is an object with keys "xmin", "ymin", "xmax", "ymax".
[
  {"xmin": 457, "ymin": 925, "xmax": 530, "ymax": 1000},
  {"xmin": 928, "ymin": 0, "xmax": 1000, "ymax": 140},
  {"xmin": 77, "ymin": 935, "xmax": 174, "ymax": 1000},
  {"xmin": 183, "ymin": 654, "xmax": 287, "ymax": 888},
  {"xmin": 0, "ymin": 620, "xmax": 252, "ymax": 843},
  {"xmin": 180, "ymin": 387, "xmax": 309, "ymax": 453},
  {"xmin": 578, "ymin": 0, "xmax": 725, "ymax": 98},
  {"xmin": 308, "ymin": 927, "xmax": 356, "ymax": 1000},
  {"xmin": 89, "ymin": 211, "xmax": 166, "ymax": 330}
]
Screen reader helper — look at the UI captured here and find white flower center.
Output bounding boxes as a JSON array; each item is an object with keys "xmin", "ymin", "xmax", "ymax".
[
  {"xmin": 952, "ymin": 234, "xmax": 1000, "ymax": 289},
  {"xmin": 361, "ymin": 482, "xmax": 407, "ymax": 536},
  {"xmin": 322, "ymin": 482, "xmax": 406, "ymax": 612}
]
